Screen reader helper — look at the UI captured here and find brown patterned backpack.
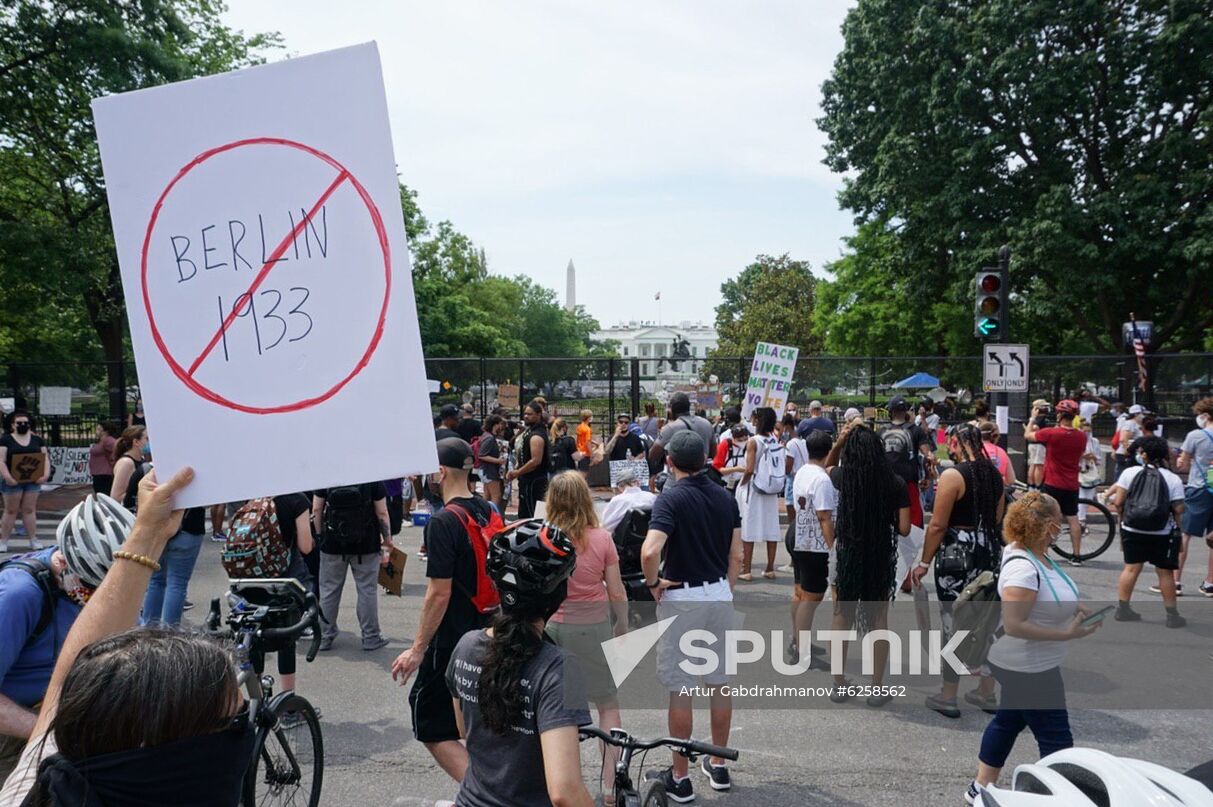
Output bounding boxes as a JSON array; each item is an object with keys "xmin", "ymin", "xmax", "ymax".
[{"xmin": 222, "ymin": 497, "xmax": 291, "ymax": 578}]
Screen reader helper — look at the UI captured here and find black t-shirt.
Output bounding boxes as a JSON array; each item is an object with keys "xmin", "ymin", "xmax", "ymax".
[
  {"xmin": 180, "ymin": 506, "xmax": 206, "ymax": 535},
  {"xmin": 273, "ymin": 493, "xmax": 312, "ymax": 549},
  {"xmin": 424, "ymin": 495, "xmax": 491, "ymax": 647},
  {"xmin": 608, "ymin": 431, "xmax": 645, "ymax": 461},
  {"xmin": 478, "ymin": 432, "xmax": 502, "ymax": 482},
  {"xmin": 2, "ymin": 433, "xmax": 44, "ymax": 476},
  {"xmin": 456, "ymin": 418, "xmax": 482, "ymax": 444},
  {"xmin": 648, "ymin": 473, "xmax": 741, "ymax": 585},
  {"xmin": 435, "ymin": 427, "xmax": 461, "ymax": 442},
  {"xmin": 519, "ymin": 427, "xmax": 550, "ymax": 482},
  {"xmin": 549, "ymin": 434, "xmax": 577, "ymax": 472}
]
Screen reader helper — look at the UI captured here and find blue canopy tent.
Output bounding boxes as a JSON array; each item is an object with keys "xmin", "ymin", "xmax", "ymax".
[{"xmin": 892, "ymin": 372, "xmax": 941, "ymax": 389}]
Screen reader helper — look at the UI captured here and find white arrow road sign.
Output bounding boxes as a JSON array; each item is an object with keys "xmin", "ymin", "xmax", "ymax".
[{"xmin": 984, "ymin": 344, "xmax": 1030, "ymax": 392}]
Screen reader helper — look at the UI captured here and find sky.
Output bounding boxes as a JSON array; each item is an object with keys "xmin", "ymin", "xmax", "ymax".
[{"xmin": 220, "ymin": 1, "xmax": 857, "ymax": 330}]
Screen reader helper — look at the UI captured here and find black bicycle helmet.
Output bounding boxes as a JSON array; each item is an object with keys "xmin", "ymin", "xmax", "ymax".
[{"xmin": 486, "ymin": 519, "xmax": 576, "ymax": 610}]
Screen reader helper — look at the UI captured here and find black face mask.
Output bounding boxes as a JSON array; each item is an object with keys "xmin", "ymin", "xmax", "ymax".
[{"xmin": 15, "ymin": 423, "xmax": 30, "ymax": 434}]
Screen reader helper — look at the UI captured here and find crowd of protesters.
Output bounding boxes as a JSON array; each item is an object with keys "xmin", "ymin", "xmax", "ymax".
[{"xmin": 1, "ymin": 388, "xmax": 1211, "ymax": 805}]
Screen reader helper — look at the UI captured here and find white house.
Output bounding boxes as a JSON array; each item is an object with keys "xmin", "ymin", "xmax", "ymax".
[{"xmin": 592, "ymin": 321, "xmax": 719, "ymax": 388}]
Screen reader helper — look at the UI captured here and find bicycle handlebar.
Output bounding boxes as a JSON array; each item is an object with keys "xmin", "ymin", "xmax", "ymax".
[
  {"xmin": 203, "ymin": 593, "xmax": 323, "ymax": 663},
  {"xmin": 579, "ymin": 726, "xmax": 740, "ymax": 762},
  {"xmin": 260, "ymin": 592, "xmax": 322, "ymax": 662}
]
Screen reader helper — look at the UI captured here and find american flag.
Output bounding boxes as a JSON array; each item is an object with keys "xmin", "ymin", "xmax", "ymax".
[
  {"xmin": 1130, "ymin": 316, "xmax": 1148, "ymax": 392},
  {"xmin": 655, "ymin": 291, "xmax": 661, "ymax": 301}
]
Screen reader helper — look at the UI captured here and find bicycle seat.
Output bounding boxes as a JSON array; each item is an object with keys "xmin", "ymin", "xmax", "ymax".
[{"xmin": 229, "ymin": 578, "xmax": 309, "ymax": 629}]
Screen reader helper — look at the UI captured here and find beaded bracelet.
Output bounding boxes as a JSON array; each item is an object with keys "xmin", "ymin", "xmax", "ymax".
[{"xmin": 113, "ymin": 551, "xmax": 161, "ymax": 572}]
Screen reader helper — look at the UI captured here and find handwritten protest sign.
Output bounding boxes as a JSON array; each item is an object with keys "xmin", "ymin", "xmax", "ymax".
[
  {"xmin": 92, "ymin": 44, "xmax": 435, "ymax": 508},
  {"xmin": 48, "ymin": 447, "xmax": 91, "ymax": 486},
  {"xmin": 609, "ymin": 459, "xmax": 651, "ymax": 489},
  {"xmin": 497, "ymin": 384, "xmax": 520, "ymax": 411},
  {"xmin": 38, "ymin": 387, "xmax": 72, "ymax": 416},
  {"xmin": 741, "ymin": 341, "xmax": 799, "ymax": 419}
]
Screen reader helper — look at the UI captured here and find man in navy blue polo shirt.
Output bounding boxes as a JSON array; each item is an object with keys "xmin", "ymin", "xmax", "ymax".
[{"xmin": 641, "ymin": 429, "xmax": 742, "ymax": 801}]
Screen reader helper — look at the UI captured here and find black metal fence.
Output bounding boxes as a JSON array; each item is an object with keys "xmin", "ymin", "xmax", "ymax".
[{"xmin": 5, "ymin": 353, "xmax": 1212, "ymax": 446}]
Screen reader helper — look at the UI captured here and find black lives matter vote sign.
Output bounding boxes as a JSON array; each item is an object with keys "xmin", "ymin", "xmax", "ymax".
[{"xmin": 93, "ymin": 44, "xmax": 436, "ymax": 508}]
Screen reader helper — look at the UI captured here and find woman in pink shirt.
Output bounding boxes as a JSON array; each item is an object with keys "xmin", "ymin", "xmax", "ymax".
[
  {"xmin": 88, "ymin": 420, "xmax": 120, "ymax": 496},
  {"xmin": 979, "ymin": 420, "xmax": 1017, "ymax": 488},
  {"xmin": 544, "ymin": 470, "xmax": 628, "ymax": 805}
]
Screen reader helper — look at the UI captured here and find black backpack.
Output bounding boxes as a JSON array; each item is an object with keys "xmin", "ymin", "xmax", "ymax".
[
  {"xmin": 880, "ymin": 424, "xmax": 919, "ymax": 484},
  {"xmin": 611, "ymin": 507, "xmax": 652, "ymax": 573},
  {"xmin": 1123, "ymin": 465, "xmax": 1172, "ymax": 532},
  {"xmin": 0, "ymin": 555, "xmax": 57, "ymax": 648},
  {"xmin": 321, "ymin": 485, "xmax": 378, "ymax": 555}
]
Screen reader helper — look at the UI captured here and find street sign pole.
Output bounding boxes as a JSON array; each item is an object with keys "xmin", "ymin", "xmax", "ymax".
[{"xmin": 989, "ymin": 247, "xmax": 1012, "ymax": 447}]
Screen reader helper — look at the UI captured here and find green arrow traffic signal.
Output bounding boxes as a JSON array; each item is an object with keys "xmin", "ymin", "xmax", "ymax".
[{"xmin": 978, "ymin": 317, "xmax": 999, "ymax": 337}]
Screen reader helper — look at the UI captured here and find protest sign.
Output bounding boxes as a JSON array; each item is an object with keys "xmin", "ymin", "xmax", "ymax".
[
  {"xmin": 9, "ymin": 453, "xmax": 47, "ymax": 484},
  {"xmin": 609, "ymin": 458, "xmax": 651, "ymax": 489},
  {"xmin": 741, "ymin": 341, "xmax": 799, "ymax": 419},
  {"xmin": 378, "ymin": 546, "xmax": 408, "ymax": 597},
  {"xmin": 497, "ymin": 384, "xmax": 520, "ymax": 411},
  {"xmin": 91, "ymin": 43, "xmax": 435, "ymax": 508},
  {"xmin": 48, "ymin": 447, "xmax": 92, "ymax": 486},
  {"xmin": 38, "ymin": 387, "xmax": 73, "ymax": 416}
]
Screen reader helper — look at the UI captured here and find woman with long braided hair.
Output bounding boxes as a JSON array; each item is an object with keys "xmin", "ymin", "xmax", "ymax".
[
  {"xmin": 825, "ymin": 423, "xmax": 911, "ymax": 707},
  {"xmin": 912, "ymin": 422, "xmax": 1006, "ymax": 718}
]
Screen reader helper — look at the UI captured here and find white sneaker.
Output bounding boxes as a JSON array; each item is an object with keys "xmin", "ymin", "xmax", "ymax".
[
  {"xmin": 0, "ymin": 540, "xmax": 8, "ymax": 554},
  {"xmin": 29, "ymin": 537, "xmax": 41, "ymax": 551}
]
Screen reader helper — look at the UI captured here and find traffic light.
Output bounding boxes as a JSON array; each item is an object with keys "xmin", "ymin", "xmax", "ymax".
[{"xmin": 974, "ymin": 269, "xmax": 1006, "ymax": 339}]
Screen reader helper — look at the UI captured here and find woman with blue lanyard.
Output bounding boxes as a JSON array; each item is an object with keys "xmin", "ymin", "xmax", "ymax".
[{"xmin": 964, "ymin": 491, "xmax": 1102, "ymax": 804}]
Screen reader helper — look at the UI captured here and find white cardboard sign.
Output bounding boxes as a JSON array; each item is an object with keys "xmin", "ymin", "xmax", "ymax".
[
  {"xmin": 92, "ymin": 43, "xmax": 436, "ymax": 508},
  {"xmin": 741, "ymin": 341, "xmax": 799, "ymax": 419},
  {"xmin": 38, "ymin": 387, "xmax": 73, "ymax": 416}
]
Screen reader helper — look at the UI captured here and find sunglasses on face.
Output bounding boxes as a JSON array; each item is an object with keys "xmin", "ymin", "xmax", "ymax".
[{"xmin": 14, "ymin": 421, "xmax": 30, "ymax": 427}]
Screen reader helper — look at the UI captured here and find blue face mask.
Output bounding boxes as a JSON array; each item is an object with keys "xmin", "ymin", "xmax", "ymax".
[{"xmin": 141, "ymin": 442, "xmax": 151, "ymax": 456}]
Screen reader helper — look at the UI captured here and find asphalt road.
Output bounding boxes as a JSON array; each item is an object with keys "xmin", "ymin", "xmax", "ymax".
[
  {"xmin": 10, "ymin": 509, "xmax": 1212, "ymax": 806},
  {"xmin": 202, "ymin": 522, "xmax": 1211, "ymax": 807}
]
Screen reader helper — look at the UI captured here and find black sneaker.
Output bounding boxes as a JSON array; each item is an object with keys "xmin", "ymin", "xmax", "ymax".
[
  {"xmin": 700, "ymin": 755, "xmax": 731, "ymax": 791},
  {"xmin": 925, "ymin": 694, "xmax": 960, "ymax": 719},
  {"xmin": 785, "ymin": 640, "xmax": 799, "ymax": 665},
  {"xmin": 646, "ymin": 767, "xmax": 694, "ymax": 803},
  {"xmin": 1114, "ymin": 603, "xmax": 1142, "ymax": 622},
  {"xmin": 182, "ymin": 599, "xmax": 194, "ymax": 612},
  {"xmin": 1165, "ymin": 612, "xmax": 1187, "ymax": 629}
]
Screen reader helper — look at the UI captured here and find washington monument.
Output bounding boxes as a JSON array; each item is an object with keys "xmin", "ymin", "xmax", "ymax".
[{"xmin": 565, "ymin": 259, "xmax": 576, "ymax": 311}]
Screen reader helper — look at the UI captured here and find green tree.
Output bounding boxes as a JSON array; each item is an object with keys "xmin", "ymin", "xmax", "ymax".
[
  {"xmin": 0, "ymin": 0, "xmax": 279, "ymax": 406},
  {"xmin": 815, "ymin": 220, "xmax": 972, "ymax": 355},
  {"xmin": 712, "ymin": 254, "xmax": 822, "ymax": 358},
  {"xmin": 819, "ymin": 0, "xmax": 1213, "ymax": 353}
]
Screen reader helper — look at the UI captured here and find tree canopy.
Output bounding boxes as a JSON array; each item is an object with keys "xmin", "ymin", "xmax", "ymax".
[
  {"xmin": 818, "ymin": 0, "xmax": 1213, "ymax": 354},
  {"xmin": 712, "ymin": 254, "xmax": 822, "ymax": 358}
]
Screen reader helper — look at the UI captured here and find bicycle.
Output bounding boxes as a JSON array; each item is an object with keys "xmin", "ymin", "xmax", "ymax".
[
  {"xmin": 1008, "ymin": 482, "xmax": 1118, "ymax": 562},
  {"xmin": 579, "ymin": 725, "xmax": 740, "ymax": 806},
  {"xmin": 204, "ymin": 578, "xmax": 324, "ymax": 807}
]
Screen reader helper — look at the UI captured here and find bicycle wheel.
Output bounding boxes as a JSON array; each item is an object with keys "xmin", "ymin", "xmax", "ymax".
[
  {"xmin": 243, "ymin": 694, "xmax": 324, "ymax": 807},
  {"xmin": 1051, "ymin": 498, "xmax": 1117, "ymax": 562},
  {"xmin": 640, "ymin": 779, "xmax": 668, "ymax": 807}
]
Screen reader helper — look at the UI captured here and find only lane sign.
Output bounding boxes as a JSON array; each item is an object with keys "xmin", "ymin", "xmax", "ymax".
[{"xmin": 984, "ymin": 344, "xmax": 1029, "ymax": 392}]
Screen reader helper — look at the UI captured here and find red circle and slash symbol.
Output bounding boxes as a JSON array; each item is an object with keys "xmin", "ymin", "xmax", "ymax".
[{"xmin": 140, "ymin": 137, "xmax": 391, "ymax": 414}]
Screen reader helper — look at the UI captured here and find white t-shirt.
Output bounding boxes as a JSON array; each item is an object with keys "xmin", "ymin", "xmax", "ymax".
[
  {"xmin": 791, "ymin": 464, "xmax": 836, "ymax": 553},
  {"xmin": 785, "ymin": 437, "xmax": 809, "ymax": 478},
  {"xmin": 986, "ymin": 548, "xmax": 1079, "ymax": 674},
  {"xmin": 1113, "ymin": 464, "xmax": 1185, "ymax": 535},
  {"xmin": 1116, "ymin": 418, "xmax": 1143, "ymax": 455}
]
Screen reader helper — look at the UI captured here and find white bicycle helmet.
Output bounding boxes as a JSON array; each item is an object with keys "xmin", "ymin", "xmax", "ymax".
[
  {"xmin": 976, "ymin": 748, "xmax": 1213, "ymax": 806},
  {"xmin": 56, "ymin": 494, "xmax": 135, "ymax": 588}
]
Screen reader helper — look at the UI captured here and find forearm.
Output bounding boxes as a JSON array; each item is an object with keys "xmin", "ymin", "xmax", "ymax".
[
  {"xmin": 818, "ymin": 514, "xmax": 835, "ymax": 549},
  {"xmin": 1002, "ymin": 618, "xmax": 1072, "ymax": 642},
  {"xmin": 727, "ymin": 533, "xmax": 743, "ymax": 587},
  {"xmin": 411, "ymin": 588, "xmax": 452, "ymax": 650},
  {"xmin": 0, "ymin": 693, "xmax": 37, "ymax": 740}
]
